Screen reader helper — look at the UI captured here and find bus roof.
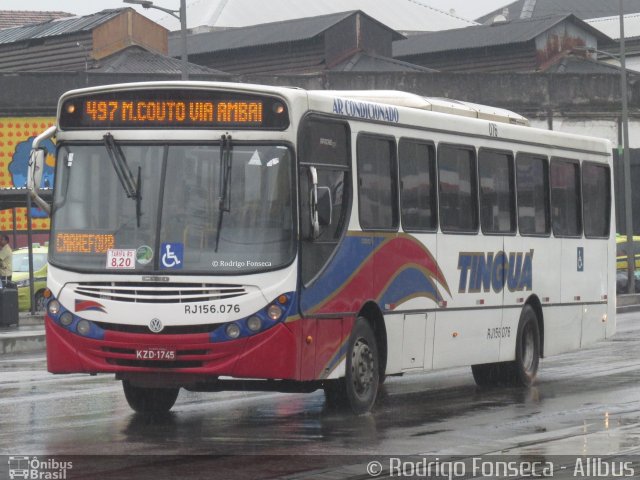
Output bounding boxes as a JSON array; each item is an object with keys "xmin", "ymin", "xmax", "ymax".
[{"xmin": 309, "ymin": 90, "xmax": 529, "ymax": 126}]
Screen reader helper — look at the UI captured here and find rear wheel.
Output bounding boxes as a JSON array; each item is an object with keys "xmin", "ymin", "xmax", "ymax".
[
  {"xmin": 471, "ymin": 362, "xmax": 503, "ymax": 387},
  {"xmin": 472, "ymin": 305, "xmax": 540, "ymax": 387},
  {"xmin": 122, "ymin": 380, "xmax": 179, "ymax": 414},
  {"xmin": 508, "ymin": 305, "xmax": 540, "ymax": 386}
]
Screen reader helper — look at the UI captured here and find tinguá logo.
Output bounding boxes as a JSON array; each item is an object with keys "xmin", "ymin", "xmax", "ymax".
[{"xmin": 458, "ymin": 250, "xmax": 533, "ymax": 293}]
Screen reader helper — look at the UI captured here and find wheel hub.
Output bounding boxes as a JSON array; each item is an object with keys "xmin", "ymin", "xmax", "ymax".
[{"xmin": 351, "ymin": 338, "xmax": 374, "ymax": 395}]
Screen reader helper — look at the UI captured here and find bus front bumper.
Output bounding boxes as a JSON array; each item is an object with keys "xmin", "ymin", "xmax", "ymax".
[{"xmin": 45, "ymin": 314, "xmax": 299, "ymax": 381}]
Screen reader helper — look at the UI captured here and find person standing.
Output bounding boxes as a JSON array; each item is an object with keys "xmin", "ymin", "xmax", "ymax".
[{"xmin": 0, "ymin": 234, "xmax": 12, "ymax": 286}]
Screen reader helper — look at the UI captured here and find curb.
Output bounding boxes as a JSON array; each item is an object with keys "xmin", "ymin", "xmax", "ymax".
[
  {"xmin": 0, "ymin": 328, "xmax": 45, "ymax": 355},
  {"xmin": 617, "ymin": 293, "xmax": 640, "ymax": 313},
  {"xmin": 0, "ymin": 313, "xmax": 45, "ymax": 355}
]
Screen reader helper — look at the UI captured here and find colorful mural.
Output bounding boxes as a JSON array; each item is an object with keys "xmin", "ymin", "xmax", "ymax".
[{"xmin": 0, "ymin": 117, "xmax": 55, "ymax": 232}]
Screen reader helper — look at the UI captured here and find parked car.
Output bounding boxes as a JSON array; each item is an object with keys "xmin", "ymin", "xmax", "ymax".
[
  {"xmin": 11, "ymin": 245, "xmax": 48, "ymax": 312},
  {"xmin": 616, "ymin": 234, "xmax": 640, "ymax": 271},
  {"xmin": 616, "ymin": 269, "xmax": 640, "ymax": 295}
]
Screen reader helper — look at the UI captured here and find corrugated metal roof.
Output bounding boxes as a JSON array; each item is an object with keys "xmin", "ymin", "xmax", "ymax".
[
  {"xmin": 542, "ymin": 53, "xmax": 637, "ymax": 73},
  {"xmin": 394, "ymin": 14, "xmax": 610, "ymax": 58},
  {"xmin": 331, "ymin": 52, "xmax": 437, "ymax": 72},
  {"xmin": 172, "ymin": 11, "xmax": 402, "ymax": 56},
  {"xmin": 156, "ymin": 0, "xmax": 477, "ymax": 32},
  {"xmin": 477, "ymin": 0, "xmax": 640, "ymax": 24},
  {"xmin": 0, "ymin": 11, "xmax": 73, "ymax": 30},
  {"xmin": 92, "ymin": 46, "xmax": 227, "ymax": 75},
  {"xmin": 0, "ymin": 9, "xmax": 126, "ymax": 45}
]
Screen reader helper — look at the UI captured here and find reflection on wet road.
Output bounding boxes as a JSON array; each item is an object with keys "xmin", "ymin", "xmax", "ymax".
[{"xmin": 1, "ymin": 313, "xmax": 640, "ymax": 478}]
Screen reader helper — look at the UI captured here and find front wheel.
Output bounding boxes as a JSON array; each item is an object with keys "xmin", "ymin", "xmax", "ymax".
[
  {"xmin": 122, "ymin": 380, "xmax": 179, "ymax": 414},
  {"xmin": 325, "ymin": 317, "xmax": 380, "ymax": 415}
]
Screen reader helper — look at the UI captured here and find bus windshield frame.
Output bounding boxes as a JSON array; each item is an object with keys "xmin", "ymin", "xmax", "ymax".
[{"xmin": 50, "ymin": 140, "xmax": 297, "ymax": 275}]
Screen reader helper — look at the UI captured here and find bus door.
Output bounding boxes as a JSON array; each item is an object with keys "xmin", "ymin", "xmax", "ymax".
[
  {"xmin": 298, "ymin": 117, "xmax": 353, "ymax": 380},
  {"xmin": 578, "ymin": 162, "xmax": 612, "ymax": 344}
]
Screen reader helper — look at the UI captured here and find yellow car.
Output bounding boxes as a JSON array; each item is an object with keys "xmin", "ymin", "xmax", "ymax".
[
  {"xmin": 616, "ymin": 234, "xmax": 640, "ymax": 271},
  {"xmin": 12, "ymin": 245, "xmax": 48, "ymax": 312}
]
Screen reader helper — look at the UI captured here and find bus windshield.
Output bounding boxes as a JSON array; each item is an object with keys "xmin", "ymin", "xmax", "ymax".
[{"xmin": 51, "ymin": 142, "xmax": 295, "ymax": 274}]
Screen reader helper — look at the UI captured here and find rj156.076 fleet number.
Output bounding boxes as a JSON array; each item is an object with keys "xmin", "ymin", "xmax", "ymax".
[{"xmin": 185, "ymin": 304, "xmax": 241, "ymax": 314}]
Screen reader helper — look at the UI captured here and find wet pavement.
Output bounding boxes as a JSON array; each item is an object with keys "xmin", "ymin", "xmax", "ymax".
[{"xmin": 1, "ymin": 312, "xmax": 640, "ymax": 479}]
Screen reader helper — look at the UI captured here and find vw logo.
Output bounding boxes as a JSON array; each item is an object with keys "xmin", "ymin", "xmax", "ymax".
[{"xmin": 149, "ymin": 318, "xmax": 164, "ymax": 333}]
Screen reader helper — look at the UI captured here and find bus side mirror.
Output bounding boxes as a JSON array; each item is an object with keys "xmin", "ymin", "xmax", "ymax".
[
  {"xmin": 307, "ymin": 167, "xmax": 333, "ymax": 239},
  {"xmin": 28, "ymin": 149, "xmax": 45, "ymax": 191},
  {"xmin": 308, "ymin": 166, "xmax": 320, "ymax": 239}
]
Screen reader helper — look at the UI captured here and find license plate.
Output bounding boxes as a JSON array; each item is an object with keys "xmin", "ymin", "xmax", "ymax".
[{"xmin": 135, "ymin": 347, "xmax": 176, "ymax": 361}]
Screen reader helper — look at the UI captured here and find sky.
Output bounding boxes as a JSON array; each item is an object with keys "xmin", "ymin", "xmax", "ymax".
[{"xmin": 1, "ymin": 0, "xmax": 513, "ymax": 26}]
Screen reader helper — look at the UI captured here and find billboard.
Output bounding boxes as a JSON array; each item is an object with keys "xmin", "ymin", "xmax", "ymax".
[{"xmin": 0, "ymin": 117, "xmax": 55, "ymax": 232}]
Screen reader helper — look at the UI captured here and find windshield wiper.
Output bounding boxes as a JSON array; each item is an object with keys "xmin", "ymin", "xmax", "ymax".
[
  {"xmin": 103, "ymin": 133, "xmax": 142, "ymax": 227},
  {"xmin": 215, "ymin": 134, "xmax": 233, "ymax": 252}
]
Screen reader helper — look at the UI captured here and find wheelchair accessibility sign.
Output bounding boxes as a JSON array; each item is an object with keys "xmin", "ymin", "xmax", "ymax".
[
  {"xmin": 577, "ymin": 247, "xmax": 584, "ymax": 272},
  {"xmin": 161, "ymin": 243, "xmax": 184, "ymax": 269}
]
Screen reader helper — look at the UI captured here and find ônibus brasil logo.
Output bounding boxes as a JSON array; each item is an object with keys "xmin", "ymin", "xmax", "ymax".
[{"xmin": 8, "ymin": 456, "xmax": 72, "ymax": 479}]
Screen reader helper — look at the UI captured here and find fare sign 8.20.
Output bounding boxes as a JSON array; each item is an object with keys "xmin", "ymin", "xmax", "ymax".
[{"xmin": 106, "ymin": 249, "xmax": 136, "ymax": 270}]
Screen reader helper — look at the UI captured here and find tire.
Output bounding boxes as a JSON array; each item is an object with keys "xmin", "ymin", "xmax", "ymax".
[
  {"xmin": 345, "ymin": 317, "xmax": 381, "ymax": 414},
  {"xmin": 34, "ymin": 291, "xmax": 46, "ymax": 312},
  {"xmin": 323, "ymin": 379, "xmax": 347, "ymax": 409},
  {"xmin": 472, "ymin": 306, "xmax": 540, "ymax": 387},
  {"xmin": 122, "ymin": 380, "xmax": 180, "ymax": 414},
  {"xmin": 471, "ymin": 362, "xmax": 503, "ymax": 387},
  {"xmin": 506, "ymin": 305, "xmax": 540, "ymax": 386}
]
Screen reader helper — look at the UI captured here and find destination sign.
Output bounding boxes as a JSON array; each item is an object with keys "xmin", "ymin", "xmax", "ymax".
[{"xmin": 59, "ymin": 89, "xmax": 289, "ymax": 130}]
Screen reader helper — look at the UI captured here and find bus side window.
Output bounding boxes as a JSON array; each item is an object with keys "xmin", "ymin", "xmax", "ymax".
[
  {"xmin": 357, "ymin": 134, "xmax": 398, "ymax": 231},
  {"xmin": 438, "ymin": 145, "xmax": 478, "ymax": 233},
  {"xmin": 582, "ymin": 163, "xmax": 611, "ymax": 238},
  {"xmin": 399, "ymin": 139, "xmax": 437, "ymax": 232},
  {"xmin": 551, "ymin": 158, "xmax": 582, "ymax": 237},
  {"xmin": 516, "ymin": 153, "xmax": 550, "ymax": 236},
  {"xmin": 478, "ymin": 149, "xmax": 516, "ymax": 235}
]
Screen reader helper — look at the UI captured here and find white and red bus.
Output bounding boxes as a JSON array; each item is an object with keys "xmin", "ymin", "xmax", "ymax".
[{"xmin": 29, "ymin": 81, "xmax": 615, "ymax": 415}]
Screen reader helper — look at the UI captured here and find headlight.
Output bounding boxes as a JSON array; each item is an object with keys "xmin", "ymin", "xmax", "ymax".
[
  {"xmin": 247, "ymin": 316, "xmax": 262, "ymax": 332},
  {"xmin": 267, "ymin": 305, "xmax": 283, "ymax": 321},
  {"xmin": 226, "ymin": 323, "xmax": 241, "ymax": 339},
  {"xmin": 77, "ymin": 320, "xmax": 91, "ymax": 336},
  {"xmin": 60, "ymin": 312, "xmax": 74, "ymax": 327},
  {"xmin": 47, "ymin": 299, "xmax": 61, "ymax": 316}
]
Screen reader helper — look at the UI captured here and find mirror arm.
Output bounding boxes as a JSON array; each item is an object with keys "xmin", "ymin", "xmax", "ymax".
[{"xmin": 28, "ymin": 126, "xmax": 56, "ymax": 216}]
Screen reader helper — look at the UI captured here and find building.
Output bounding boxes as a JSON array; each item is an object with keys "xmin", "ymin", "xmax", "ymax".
[
  {"xmin": 0, "ymin": 8, "xmax": 219, "ymax": 75},
  {"xmin": 0, "ymin": 10, "xmax": 72, "ymax": 30},
  {"xmin": 393, "ymin": 14, "xmax": 612, "ymax": 73},
  {"xmin": 173, "ymin": 11, "xmax": 433, "ymax": 75},
  {"xmin": 477, "ymin": 0, "xmax": 640, "ymax": 25}
]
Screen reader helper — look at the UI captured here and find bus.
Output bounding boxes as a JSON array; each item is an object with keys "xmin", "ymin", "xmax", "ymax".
[{"xmin": 29, "ymin": 81, "xmax": 615, "ymax": 415}]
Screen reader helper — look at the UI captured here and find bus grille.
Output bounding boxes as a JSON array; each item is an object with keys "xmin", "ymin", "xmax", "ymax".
[{"xmin": 72, "ymin": 282, "xmax": 247, "ymax": 304}]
